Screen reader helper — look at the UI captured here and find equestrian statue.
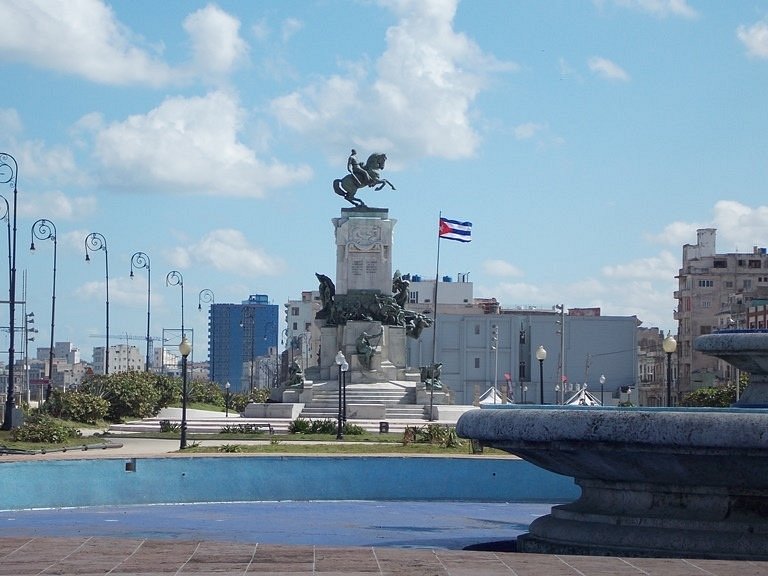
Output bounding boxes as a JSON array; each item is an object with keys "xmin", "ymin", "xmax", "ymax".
[{"xmin": 333, "ymin": 149, "xmax": 395, "ymax": 207}]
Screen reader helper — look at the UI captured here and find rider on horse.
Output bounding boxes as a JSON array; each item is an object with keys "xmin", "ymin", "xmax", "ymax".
[{"xmin": 333, "ymin": 149, "xmax": 395, "ymax": 207}]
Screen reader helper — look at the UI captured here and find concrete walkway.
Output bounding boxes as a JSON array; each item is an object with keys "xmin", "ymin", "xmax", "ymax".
[{"xmin": 1, "ymin": 536, "xmax": 766, "ymax": 575}]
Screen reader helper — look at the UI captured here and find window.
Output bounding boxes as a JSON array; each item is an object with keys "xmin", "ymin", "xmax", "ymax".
[
  {"xmin": 474, "ymin": 357, "xmax": 480, "ymax": 369},
  {"xmin": 749, "ymin": 260, "xmax": 762, "ymax": 269},
  {"xmin": 474, "ymin": 325, "xmax": 480, "ymax": 335},
  {"xmin": 743, "ymin": 279, "xmax": 753, "ymax": 290},
  {"xmin": 698, "ymin": 280, "xmax": 713, "ymax": 288},
  {"xmin": 713, "ymin": 259, "xmax": 727, "ymax": 268},
  {"xmin": 725, "ymin": 281, "xmax": 733, "ymax": 288},
  {"xmin": 291, "ymin": 307, "xmax": 300, "ymax": 316}
]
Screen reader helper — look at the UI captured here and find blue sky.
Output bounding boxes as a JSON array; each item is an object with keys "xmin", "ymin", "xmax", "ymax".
[{"xmin": 1, "ymin": 0, "xmax": 767, "ymax": 362}]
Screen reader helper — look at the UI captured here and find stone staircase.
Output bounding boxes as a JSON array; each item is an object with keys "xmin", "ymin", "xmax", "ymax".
[{"xmin": 299, "ymin": 381, "xmax": 428, "ymax": 422}]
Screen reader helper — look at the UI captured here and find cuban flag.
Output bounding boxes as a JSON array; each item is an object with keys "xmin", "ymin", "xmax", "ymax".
[{"xmin": 439, "ymin": 217, "xmax": 472, "ymax": 242}]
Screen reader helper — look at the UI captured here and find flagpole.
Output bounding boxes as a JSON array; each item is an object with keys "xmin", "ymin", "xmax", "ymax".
[{"xmin": 429, "ymin": 212, "xmax": 442, "ymax": 421}]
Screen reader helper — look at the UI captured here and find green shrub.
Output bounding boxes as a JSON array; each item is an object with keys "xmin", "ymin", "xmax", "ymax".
[
  {"xmin": 159, "ymin": 420, "xmax": 180, "ymax": 432},
  {"xmin": 189, "ymin": 380, "xmax": 225, "ymax": 406},
  {"xmin": 309, "ymin": 419, "xmax": 336, "ymax": 434},
  {"xmin": 219, "ymin": 423, "xmax": 268, "ymax": 435},
  {"xmin": 80, "ymin": 372, "xmax": 169, "ymax": 422},
  {"xmin": 58, "ymin": 391, "xmax": 108, "ymax": 424},
  {"xmin": 10, "ymin": 414, "xmax": 82, "ymax": 443},
  {"xmin": 217, "ymin": 444, "xmax": 243, "ymax": 453},
  {"xmin": 343, "ymin": 423, "xmax": 365, "ymax": 435},
  {"xmin": 402, "ymin": 424, "xmax": 462, "ymax": 448},
  {"xmin": 288, "ymin": 417, "xmax": 311, "ymax": 434}
]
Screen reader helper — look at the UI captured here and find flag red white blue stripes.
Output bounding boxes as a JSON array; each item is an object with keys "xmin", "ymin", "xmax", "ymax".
[{"xmin": 438, "ymin": 217, "xmax": 472, "ymax": 242}]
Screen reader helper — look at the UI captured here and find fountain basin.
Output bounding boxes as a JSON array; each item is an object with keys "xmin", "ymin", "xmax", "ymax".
[
  {"xmin": 456, "ymin": 405, "xmax": 768, "ymax": 559},
  {"xmin": 695, "ymin": 330, "xmax": 768, "ymax": 406}
]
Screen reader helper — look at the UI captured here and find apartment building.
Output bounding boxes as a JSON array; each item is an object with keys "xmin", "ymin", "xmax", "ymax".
[{"xmin": 674, "ymin": 228, "xmax": 768, "ymax": 394}]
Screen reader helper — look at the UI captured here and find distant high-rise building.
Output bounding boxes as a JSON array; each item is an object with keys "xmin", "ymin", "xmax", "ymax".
[
  {"xmin": 208, "ymin": 294, "xmax": 279, "ymax": 392},
  {"xmin": 674, "ymin": 228, "xmax": 768, "ymax": 394}
]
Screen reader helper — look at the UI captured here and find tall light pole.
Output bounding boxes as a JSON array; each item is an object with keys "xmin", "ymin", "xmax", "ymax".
[
  {"xmin": 536, "ymin": 345, "xmax": 547, "ymax": 404},
  {"xmin": 599, "ymin": 374, "xmax": 606, "ymax": 405},
  {"xmin": 0, "ymin": 154, "xmax": 19, "ymax": 429},
  {"xmin": 85, "ymin": 232, "xmax": 109, "ymax": 375},
  {"xmin": 491, "ymin": 324, "xmax": 499, "ymax": 403},
  {"xmin": 165, "ymin": 270, "xmax": 185, "ymax": 337},
  {"xmin": 179, "ymin": 335, "xmax": 192, "ymax": 449},
  {"xmin": 335, "ymin": 350, "xmax": 346, "ymax": 440},
  {"xmin": 130, "ymin": 251, "xmax": 151, "ymax": 372},
  {"xmin": 662, "ymin": 332, "xmax": 677, "ymax": 407},
  {"xmin": 31, "ymin": 219, "xmax": 57, "ymax": 399},
  {"xmin": 198, "ymin": 289, "xmax": 214, "ymax": 382}
]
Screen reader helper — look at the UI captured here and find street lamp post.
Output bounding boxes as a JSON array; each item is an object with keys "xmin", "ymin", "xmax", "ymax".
[
  {"xmin": 130, "ymin": 251, "xmax": 151, "ymax": 372},
  {"xmin": 198, "ymin": 289, "xmax": 214, "ymax": 381},
  {"xmin": 31, "ymin": 219, "xmax": 57, "ymax": 400},
  {"xmin": 85, "ymin": 232, "xmax": 109, "ymax": 375},
  {"xmin": 491, "ymin": 324, "xmax": 498, "ymax": 403},
  {"xmin": 599, "ymin": 374, "xmax": 606, "ymax": 405},
  {"xmin": 225, "ymin": 381, "xmax": 230, "ymax": 417},
  {"xmin": 341, "ymin": 358, "xmax": 349, "ymax": 423},
  {"xmin": 0, "ymin": 154, "xmax": 20, "ymax": 430},
  {"xmin": 335, "ymin": 350, "xmax": 346, "ymax": 440},
  {"xmin": 662, "ymin": 332, "xmax": 677, "ymax": 407},
  {"xmin": 165, "ymin": 271, "xmax": 185, "ymax": 337},
  {"xmin": 179, "ymin": 336, "xmax": 192, "ymax": 449},
  {"xmin": 536, "ymin": 345, "xmax": 547, "ymax": 404}
]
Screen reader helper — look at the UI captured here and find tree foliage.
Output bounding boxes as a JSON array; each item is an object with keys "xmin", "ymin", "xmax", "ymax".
[
  {"xmin": 680, "ymin": 374, "xmax": 749, "ymax": 407},
  {"xmin": 79, "ymin": 371, "xmax": 180, "ymax": 422}
]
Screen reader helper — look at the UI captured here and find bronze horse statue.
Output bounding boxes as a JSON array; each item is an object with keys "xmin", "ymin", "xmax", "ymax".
[{"xmin": 333, "ymin": 150, "xmax": 395, "ymax": 207}]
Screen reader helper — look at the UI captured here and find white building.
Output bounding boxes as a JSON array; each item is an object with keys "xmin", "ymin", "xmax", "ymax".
[{"xmin": 91, "ymin": 344, "xmax": 144, "ymax": 375}]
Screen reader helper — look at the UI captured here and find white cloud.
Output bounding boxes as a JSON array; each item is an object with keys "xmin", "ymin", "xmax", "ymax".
[
  {"xmin": 596, "ymin": 0, "xmax": 698, "ymax": 19},
  {"xmin": 183, "ymin": 4, "xmax": 248, "ymax": 79},
  {"xmin": 0, "ymin": 1, "xmax": 252, "ymax": 87},
  {"xmin": 651, "ymin": 201, "xmax": 768, "ymax": 253},
  {"xmin": 737, "ymin": 20, "xmax": 768, "ymax": 59},
  {"xmin": 281, "ymin": 18, "xmax": 303, "ymax": 42},
  {"xmin": 21, "ymin": 190, "xmax": 97, "ymax": 220},
  {"xmin": 0, "ymin": 109, "xmax": 22, "ymax": 135},
  {"xmin": 171, "ymin": 229, "xmax": 285, "ymax": 277},
  {"xmin": 270, "ymin": 0, "xmax": 516, "ymax": 160},
  {"xmin": 483, "ymin": 259, "xmax": 524, "ymax": 277},
  {"xmin": 588, "ymin": 57, "xmax": 630, "ymax": 81},
  {"xmin": 89, "ymin": 91, "xmax": 312, "ymax": 197},
  {"xmin": 0, "ymin": 0, "xmax": 175, "ymax": 86},
  {"xmin": 602, "ymin": 251, "xmax": 678, "ymax": 281},
  {"xmin": 514, "ymin": 123, "xmax": 544, "ymax": 140}
]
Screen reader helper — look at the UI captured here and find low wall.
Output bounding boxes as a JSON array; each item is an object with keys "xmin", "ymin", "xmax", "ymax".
[
  {"xmin": 242, "ymin": 403, "xmax": 303, "ymax": 419},
  {"xmin": 0, "ymin": 456, "xmax": 579, "ymax": 511}
]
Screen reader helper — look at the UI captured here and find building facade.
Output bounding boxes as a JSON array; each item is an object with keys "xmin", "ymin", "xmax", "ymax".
[
  {"xmin": 208, "ymin": 294, "xmax": 279, "ymax": 392},
  {"xmin": 674, "ymin": 228, "xmax": 768, "ymax": 394}
]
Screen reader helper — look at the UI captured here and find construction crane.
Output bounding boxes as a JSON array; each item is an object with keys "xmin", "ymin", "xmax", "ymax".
[{"xmin": 90, "ymin": 333, "xmax": 165, "ymax": 345}]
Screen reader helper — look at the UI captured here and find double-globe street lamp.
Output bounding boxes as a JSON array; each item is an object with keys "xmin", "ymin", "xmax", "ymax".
[
  {"xmin": 335, "ymin": 350, "xmax": 348, "ymax": 440},
  {"xmin": 179, "ymin": 335, "xmax": 192, "ymax": 449},
  {"xmin": 85, "ymin": 232, "xmax": 109, "ymax": 375},
  {"xmin": 30, "ymin": 219, "xmax": 57, "ymax": 400},
  {"xmin": 536, "ymin": 345, "xmax": 547, "ymax": 404},
  {"xmin": 662, "ymin": 332, "xmax": 677, "ymax": 408},
  {"xmin": 1, "ymin": 153, "xmax": 20, "ymax": 430},
  {"xmin": 130, "ymin": 252, "xmax": 151, "ymax": 372}
]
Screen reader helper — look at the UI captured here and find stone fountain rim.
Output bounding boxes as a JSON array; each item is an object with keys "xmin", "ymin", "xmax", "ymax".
[{"xmin": 456, "ymin": 406, "xmax": 768, "ymax": 450}]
